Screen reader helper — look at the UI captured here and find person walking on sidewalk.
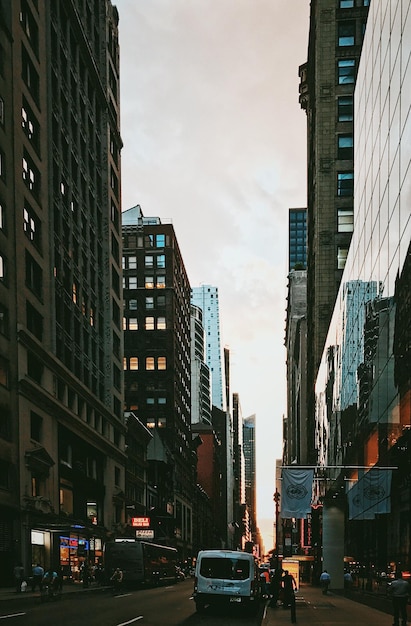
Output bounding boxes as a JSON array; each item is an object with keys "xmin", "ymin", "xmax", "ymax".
[
  {"xmin": 282, "ymin": 570, "xmax": 297, "ymax": 623},
  {"xmin": 320, "ymin": 569, "xmax": 331, "ymax": 594},
  {"xmin": 13, "ymin": 562, "xmax": 25, "ymax": 593},
  {"xmin": 389, "ymin": 571, "xmax": 410, "ymax": 626}
]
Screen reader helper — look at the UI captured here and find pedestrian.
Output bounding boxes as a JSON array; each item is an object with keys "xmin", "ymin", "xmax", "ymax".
[
  {"xmin": 31, "ymin": 563, "xmax": 44, "ymax": 592},
  {"xmin": 320, "ymin": 569, "xmax": 331, "ymax": 594},
  {"xmin": 13, "ymin": 562, "xmax": 25, "ymax": 593},
  {"xmin": 260, "ymin": 568, "xmax": 270, "ymax": 598},
  {"xmin": 269, "ymin": 568, "xmax": 283, "ymax": 607},
  {"xmin": 282, "ymin": 570, "xmax": 297, "ymax": 623},
  {"xmin": 389, "ymin": 571, "xmax": 410, "ymax": 626},
  {"xmin": 110, "ymin": 567, "xmax": 123, "ymax": 595},
  {"xmin": 344, "ymin": 570, "xmax": 353, "ymax": 593}
]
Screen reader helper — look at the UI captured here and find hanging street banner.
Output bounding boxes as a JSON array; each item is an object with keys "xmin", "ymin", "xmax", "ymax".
[
  {"xmin": 281, "ymin": 468, "xmax": 314, "ymax": 519},
  {"xmin": 346, "ymin": 468, "xmax": 392, "ymax": 520}
]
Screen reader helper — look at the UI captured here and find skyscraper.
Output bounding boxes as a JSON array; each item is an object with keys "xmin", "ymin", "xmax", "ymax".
[
  {"xmin": 191, "ymin": 285, "xmax": 223, "ymax": 410},
  {"xmin": 0, "ymin": 0, "xmax": 124, "ymax": 582},
  {"xmin": 299, "ymin": 0, "xmax": 370, "ymax": 461},
  {"xmin": 122, "ymin": 205, "xmax": 194, "ymax": 556}
]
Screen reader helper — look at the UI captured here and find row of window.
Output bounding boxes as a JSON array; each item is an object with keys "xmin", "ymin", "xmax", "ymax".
[
  {"xmin": 124, "ymin": 276, "xmax": 166, "ymax": 290},
  {"xmin": 123, "ymin": 316, "xmax": 167, "ymax": 331},
  {"xmin": 123, "ymin": 254, "xmax": 166, "ymax": 270},
  {"xmin": 124, "ymin": 295, "xmax": 166, "ymax": 311},
  {"xmin": 123, "ymin": 233, "xmax": 166, "ymax": 249},
  {"xmin": 339, "ymin": 0, "xmax": 369, "ymax": 7},
  {"xmin": 123, "ymin": 356, "xmax": 167, "ymax": 371}
]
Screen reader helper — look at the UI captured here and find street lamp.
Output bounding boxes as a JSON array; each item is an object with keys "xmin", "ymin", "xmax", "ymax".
[{"xmin": 273, "ymin": 489, "xmax": 280, "ymax": 569}]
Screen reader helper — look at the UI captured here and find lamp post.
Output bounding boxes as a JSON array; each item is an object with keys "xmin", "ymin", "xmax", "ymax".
[{"xmin": 273, "ymin": 489, "xmax": 280, "ymax": 569}]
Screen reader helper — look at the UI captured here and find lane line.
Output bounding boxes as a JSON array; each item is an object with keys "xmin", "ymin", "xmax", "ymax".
[
  {"xmin": 116, "ymin": 617, "xmax": 143, "ymax": 626},
  {"xmin": 0, "ymin": 614, "xmax": 27, "ymax": 620}
]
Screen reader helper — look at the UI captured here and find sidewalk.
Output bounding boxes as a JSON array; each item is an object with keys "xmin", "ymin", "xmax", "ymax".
[
  {"xmin": 262, "ymin": 584, "xmax": 394, "ymax": 626},
  {"xmin": 0, "ymin": 581, "xmax": 106, "ymax": 604}
]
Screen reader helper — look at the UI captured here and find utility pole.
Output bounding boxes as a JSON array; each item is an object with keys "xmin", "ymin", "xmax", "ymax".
[{"xmin": 273, "ymin": 489, "xmax": 280, "ymax": 569}]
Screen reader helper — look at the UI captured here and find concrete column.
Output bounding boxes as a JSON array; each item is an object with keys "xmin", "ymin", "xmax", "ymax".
[{"xmin": 322, "ymin": 504, "xmax": 345, "ymax": 590}]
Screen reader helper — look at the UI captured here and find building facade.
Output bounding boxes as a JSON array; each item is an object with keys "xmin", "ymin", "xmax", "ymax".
[
  {"xmin": 190, "ymin": 304, "xmax": 212, "ymax": 425},
  {"xmin": 122, "ymin": 205, "xmax": 195, "ymax": 558},
  {"xmin": 0, "ymin": 0, "xmax": 125, "ymax": 584},
  {"xmin": 314, "ymin": 0, "xmax": 411, "ymax": 585},
  {"xmin": 299, "ymin": 0, "xmax": 370, "ymax": 462}
]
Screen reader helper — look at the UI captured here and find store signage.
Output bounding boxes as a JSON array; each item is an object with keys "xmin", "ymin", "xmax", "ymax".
[
  {"xmin": 136, "ymin": 529, "xmax": 154, "ymax": 539},
  {"xmin": 131, "ymin": 517, "xmax": 151, "ymax": 528}
]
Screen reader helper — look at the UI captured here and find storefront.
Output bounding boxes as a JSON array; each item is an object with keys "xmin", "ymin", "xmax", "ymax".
[{"xmin": 59, "ymin": 531, "xmax": 103, "ymax": 580}]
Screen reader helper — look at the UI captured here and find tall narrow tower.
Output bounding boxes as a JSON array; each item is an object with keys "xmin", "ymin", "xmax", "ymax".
[{"xmin": 191, "ymin": 285, "xmax": 223, "ymax": 410}]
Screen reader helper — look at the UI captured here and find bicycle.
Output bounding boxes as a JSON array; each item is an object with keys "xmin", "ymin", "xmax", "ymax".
[{"xmin": 40, "ymin": 580, "xmax": 62, "ymax": 602}]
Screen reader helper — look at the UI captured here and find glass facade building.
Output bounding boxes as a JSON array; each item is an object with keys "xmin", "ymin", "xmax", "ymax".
[{"xmin": 316, "ymin": 0, "xmax": 411, "ymax": 576}]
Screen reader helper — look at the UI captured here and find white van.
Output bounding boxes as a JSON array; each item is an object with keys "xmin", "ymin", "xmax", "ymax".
[{"xmin": 193, "ymin": 549, "xmax": 261, "ymax": 614}]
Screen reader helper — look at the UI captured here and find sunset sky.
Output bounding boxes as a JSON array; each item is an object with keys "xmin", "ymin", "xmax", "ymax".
[{"xmin": 115, "ymin": 0, "xmax": 310, "ymax": 551}]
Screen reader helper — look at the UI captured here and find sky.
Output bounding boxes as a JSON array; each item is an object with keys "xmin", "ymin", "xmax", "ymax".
[{"xmin": 115, "ymin": 0, "xmax": 310, "ymax": 552}]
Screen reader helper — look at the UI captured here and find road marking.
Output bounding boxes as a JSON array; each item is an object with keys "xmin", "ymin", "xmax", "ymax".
[
  {"xmin": 114, "ymin": 593, "xmax": 132, "ymax": 598},
  {"xmin": 0, "ymin": 614, "xmax": 27, "ymax": 620},
  {"xmin": 116, "ymin": 617, "xmax": 143, "ymax": 626}
]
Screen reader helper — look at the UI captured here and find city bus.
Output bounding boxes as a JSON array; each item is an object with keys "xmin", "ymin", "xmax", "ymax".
[{"xmin": 104, "ymin": 540, "xmax": 179, "ymax": 586}]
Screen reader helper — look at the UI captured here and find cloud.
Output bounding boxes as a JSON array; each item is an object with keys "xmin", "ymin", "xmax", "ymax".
[{"xmin": 115, "ymin": 0, "xmax": 310, "ymax": 549}]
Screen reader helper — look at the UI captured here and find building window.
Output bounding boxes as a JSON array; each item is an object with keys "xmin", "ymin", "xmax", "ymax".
[
  {"xmin": 22, "ymin": 97, "xmax": 40, "ymax": 153},
  {"xmin": 145, "ymin": 255, "xmax": 154, "ymax": 268},
  {"xmin": 145, "ymin": 297, "xmax": 154, "ymax": 309},
  {"xmin": 337, "ymin": 171, "xmax": 354, "ymax": 196},
  {"xmin": 338, "ymin": 95, "xmax": 353, "ymax": 121},
  {"xmin": 22, "ymin": 45, "xmax": 40, "ymax": 104},
  {"xmin": 22, "ymin": 150, "xmax": 40, "ymax": 196},
  {"xmin": 26, "ymin": 300, "xmax": 43, "ymax": 340},
  {"xmin": 338, "ymin": 208, "xmax": 354, "ymax": 232},
  {"xmin": 156, "ymin": 276, "xmax": 166, "ymax": 289},
  {"xmin": 0, "ymin": 202, "xmax": 4, "ymax": 231},
  {"xmin": 0, "ymin": 355, "xmax": 9, "ymax": 388},
  {"xmin": 157, "ymin": 317, "xmax": 166, "ymax": 330},
  {"xmin": 128, "ymin": 318, "xmax": 138, "ymax": 330},
  {"xmin": 339, "ymin": 0, "xmax": 354, "ymax": 6},
  {"xmin": 30, "ymin": 411, "xmax": 42, "ymax": 442},
  {"xmin": 338, "ymin": 59, "xmax": 355, "ymax": 84},
  {"xmin": 158, "ymin": 357, "xmax": 166, "ymax": 370},
  {"xmin": 114, "ymin": 466, "xmax": 121, "ymax": 487},
  {"xmin": 338, "ymin": 21, "xmax": 355, "ymax": 46},
  {"xmin": 157, "ymin": 295, "xmax": 166, "ymax": 307},
  {"xmin": 23, "ymin": 203, "xmax": 41, "ymax": 248},
  {"xmin": 130, "ymin": 357, "xmax": 138, "ymax": 370},
  {"xmin": 337, "ymin": 134, "xmax": 354, "ymax": 159},
  {"xmin": 0, "ymin": 150, "xmax": 4, "ymax": 180},
  {"xmin": 0, "ymin": 304, "xmax": 9, "ymax": 337},
  {"xmin": 337, "ymin": 246, "xmax": 349, "ymax": 269},
  {"xmin": 127, "ymin": 276, "xmax": 137, "ymax": 289},
  {"xmin": 145, "ymin": 276, "xmax": 154, "ymax": 289},
  {"xmin": 146, "ymin": 357, "xmax": 155, "ymax": 370},
  {"xmin": 0, "ymin": 97, "xmax": 4, "ymax": 126},
  {"xmin": 25, "ymin": 251, "xmax": 42, "ymax": 297},
  {"xmin": 156, "ymin": 254, "xmax": 166, "ymax": 268},
  {"xmin": 156, "ymin": 234, "xmax": 165, "ymax": 247},
  {"xmin": 145, "ymin": 316, "xmax": 155, "ymax": 330},
  {"xmin": 0, "ymin": 254, "xmax": 5, "ymax": 282},
  {"xmin": 146, "ymin": 397, "xmax": 155, "ymax": 405},
  {"xmin": 129, "ymin": 299, "xmax": 137, "ymax": 310}
]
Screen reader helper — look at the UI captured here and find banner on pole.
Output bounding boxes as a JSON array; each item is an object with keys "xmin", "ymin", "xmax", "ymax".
[
  {"xmin": 281, "ymin": 469, "xmax": 314, "ymax": 519},
  {"xmin": 346, "ymin": 469, "xmax": 392, "ymax": 520}
]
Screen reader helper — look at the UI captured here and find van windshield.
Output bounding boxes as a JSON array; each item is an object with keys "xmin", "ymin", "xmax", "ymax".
[{"xmin": 200, "ymin": 557, "xmax": 250, "ymax": 580}]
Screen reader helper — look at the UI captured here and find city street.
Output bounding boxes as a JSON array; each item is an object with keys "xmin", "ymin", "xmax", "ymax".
[{"xmin": 0, "ymin": 579, "xmax": 396, "ymax": 626}]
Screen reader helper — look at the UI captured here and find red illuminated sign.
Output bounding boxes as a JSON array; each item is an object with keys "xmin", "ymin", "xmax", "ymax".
[{"xmin": 131, "ymin": 517, "xmax": 151, "ymax": 528}]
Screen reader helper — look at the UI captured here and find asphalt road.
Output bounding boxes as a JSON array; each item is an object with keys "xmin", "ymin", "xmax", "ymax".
[{"xmin": 0, "ymin": 579, "xmax": 265, "ymax": 626}]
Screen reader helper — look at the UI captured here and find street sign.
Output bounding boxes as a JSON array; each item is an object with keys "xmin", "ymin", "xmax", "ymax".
[{"xmin": 136, "ymin": 529, "xmax": 154, "ymax": 539}]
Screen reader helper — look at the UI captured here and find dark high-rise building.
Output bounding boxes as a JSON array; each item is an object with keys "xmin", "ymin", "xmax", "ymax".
[
  {"xmin": 122, "ymin": 205, "xmax": 194, "ymax": 557},
  {"xmin": 299, "ymin": 0, "xmax": 370, "ymax": 460},
  {"xmin": 243, "ymin": 415, "xmax": 258, "ymax": 548},
  {"xmin": 0, "ymin": 0, "xmax": 125, "ymax": 582},
  {"xmin": 288, "ymin": 208, "xmax": 307, "ymax": 270}
]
